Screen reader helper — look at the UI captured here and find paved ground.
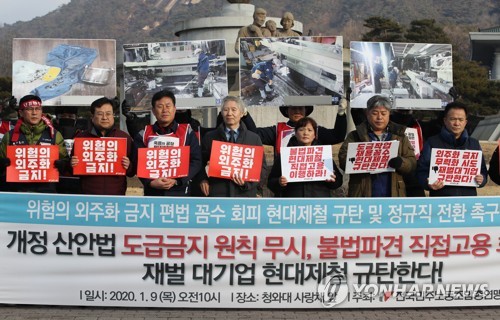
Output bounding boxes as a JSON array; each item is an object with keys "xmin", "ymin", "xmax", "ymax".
[{"xmin": 1, "ymin": 305, "xmax": 500, "ymax": 320}]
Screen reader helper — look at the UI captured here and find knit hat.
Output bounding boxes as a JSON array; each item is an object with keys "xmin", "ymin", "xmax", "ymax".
[{"xmin": 279, "ymin": 106, "xmax": 313, "ymax": 118}]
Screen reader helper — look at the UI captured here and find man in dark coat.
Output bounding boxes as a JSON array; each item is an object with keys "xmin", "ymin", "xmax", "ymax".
[
  {"xmin": 417, "ymin": 102, "xmax": 487, "ymax": 196},
  {"xmin": 198, "ymin": 96, "xmax": 265, "ymax": 197},
  {"xmin": 71, "ymin": 97, "xmax": 135, "ymax": 195}
]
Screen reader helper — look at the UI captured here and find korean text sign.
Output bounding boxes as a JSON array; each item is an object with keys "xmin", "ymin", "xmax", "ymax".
[
  {"xmin": 281, "ymin": 145, "xmax": 334, "ymax": 182},
  {"xmin": 405, "ymin": 127, "xmax": 420, "ymax": 158},
  {"xmin": 137, "ymin": 146, "xmax": 190, "ymax": 179},
  {"xmin": 1, "ymin": 194, "xmax": 500, "ymax": 308},
  {"xmin": 208, "ymin": 140, "xmax": 263, "ymax": 182},
  {"xmin": 345, "ymin": 141, "xmax": 399, "ymax": 174},
  {"xmin": 6, "ymin": 145, "xmax": 59, "ymax": 182},
  {"xmin": 429, "ymin": 148, "xmax": 482, "ymax": 186},
  {"xmin": 73, "ymin": 138, "xmax": 127, "ymax": 175}
]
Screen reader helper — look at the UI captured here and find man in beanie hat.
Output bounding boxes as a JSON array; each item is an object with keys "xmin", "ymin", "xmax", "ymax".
[{"xmin": 0, "ymin": 94, "xmax": 68, "ymax": 193}]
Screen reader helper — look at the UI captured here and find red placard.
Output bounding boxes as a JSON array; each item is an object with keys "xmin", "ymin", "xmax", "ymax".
[
  {"xmin": 137, "ymin": 146, "xmax": 190, "ymax": 179},
  {"xmin": 73, "ymin": 138, "xmax": 127, "ymax": 175},
  {"xmin": 208, "ymin": 140, "xmax": 264, "ymax": 182},
  {"xmin": 6, "ymin": 145, "xmax": 60, "ymax": 182}
]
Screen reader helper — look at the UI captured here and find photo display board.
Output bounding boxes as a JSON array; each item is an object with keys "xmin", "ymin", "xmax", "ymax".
[
  {"xmin": 123, "ymin": 39, "xmax": 228, "ymax": 111},
  {"xmin": 12, "ymin": 38, "xmax": 116, "ymax": 106},
  {"xmin": 239, "ymin": 36, "xmax": 344, "ymax": 107},
  {"xmin": 350, "ymin": 41, "xmax": 453, "ymax": 110}
]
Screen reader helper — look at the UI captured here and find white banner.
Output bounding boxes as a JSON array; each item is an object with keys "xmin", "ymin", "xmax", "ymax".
[
  {"xmin": 429, "ymin": 148, "xmax": 482, "ymax": 186},
  {"xmin": 1, "ymin": 193, "xmax": 500, "ymax": 308},
  {"xmin": 281, "ymin": 145, "xmax": 334, "ymax": 182},
  {"xmin": 344, "ymin": 141, "xmax": 399, "ymax": 174}
]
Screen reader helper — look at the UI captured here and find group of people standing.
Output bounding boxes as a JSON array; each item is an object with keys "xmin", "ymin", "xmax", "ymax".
[{"xmin": 0, "ymin": 90, "xmax": 498, "ymax": 198}]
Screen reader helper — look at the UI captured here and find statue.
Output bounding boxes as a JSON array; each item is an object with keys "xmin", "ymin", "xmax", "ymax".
[
  {"xmin": 234, "ymin": 7, "xmax": 270, "ymax": 53},
  {"xmin": 264, "ymin": 20, "xmax": 278, "ymax": 37},
  {"xmin": 276, "ymin": 12, "xmax": 300, "ymax": 37}
]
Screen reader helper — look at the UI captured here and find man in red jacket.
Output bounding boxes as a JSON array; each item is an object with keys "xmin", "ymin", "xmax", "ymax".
[{"xmin": 70, "ymin": 97, "xmax": 135, "ymax": 195}]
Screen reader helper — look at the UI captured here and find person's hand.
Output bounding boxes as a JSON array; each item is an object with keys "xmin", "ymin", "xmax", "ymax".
[
  {"xmin": 475, "ymin": 174, "xmax": 484, "ymax": 186},
  {"xmin": 8, "ymin": 96, "xmax": 17, "ymax": 109},
  {"xmin": 346, "ymin": 87, "xmax": 352, "ymax": 100},
  {"xmin": 70, "ymin": 156, "xmax": 79, "ymax": 167},
  {"xmin": 121, "ymin": 156, "xmax": 130, "ymax": 170},
  {"xmin": 338, "ymin": 98, "xmax": 348, "ymax": 116},
  {"xmin": 279, "ymin": 176, "xmax": 288, "ymax": 187},
  {"xmin": 326, "ymin": 173, "xmax": 336, "ymax": 183},
  {"xmin": 449, "ymin": 86, "xmax": 459, "ymax": 100},
  {"xmin": 0, "ymin": 158, "xmax": 11, "ymax": 169},
  {"xmin": 54, "ymin": 159, "xmax": 67, "ymax": 172},
  {"xmin": 428, "ymin": 179, "xmax": 444, "ymax": 190},
  {"xmin": 200, "ymin": 180, "xmax": 210, "ymax": 196},
  {"xmin": 121, "ymin": 99, "xmax": 136, "ymax": 120},
  {"xmin": 232, "ymin": 173, "xmax": 245, "ymax": 187},
  {"xmin": 388, "ymin": 157, "xmax": 403, "ymax": 169},
  {"xmin": 150, "ymin": 177, "xmax": 177, "ymax": 190}
]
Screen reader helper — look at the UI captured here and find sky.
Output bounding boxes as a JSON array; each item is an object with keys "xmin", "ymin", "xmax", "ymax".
[{"xmin": 0, "ymin": 0, "xmax": 71, "ymax": 24}]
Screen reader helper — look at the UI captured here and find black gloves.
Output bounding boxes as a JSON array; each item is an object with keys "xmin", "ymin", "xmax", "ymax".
[
  {"xmin": 388, "ymin": 157, "xmax": 403, "ymax": 169},
  {"xmin": 121, "ymin": 99, "xmax": 136, "ymax": 120},
  {"xmin": 0, "ymin": 158, "xmax": 11, "ymax": 170},
  {"xmin": 449, "ymin": 87, "xmax": 459, "ymax": 100},
  {"xmin": 54, "ymin": 159, "xmax": 67, "ymax": 172},
  {"xmin": 8, "ymin": 96, "xmax": 17, "ymax": 109}
]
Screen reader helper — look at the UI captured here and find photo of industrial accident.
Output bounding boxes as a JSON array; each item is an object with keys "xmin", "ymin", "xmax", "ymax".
[
  {"xmin": 123, "ymin": 39, "xmax": 228, "ymax": 111},
  {"xmin": 239, "ymin": 36, "xmax": 344, "ymax": 107},
  {"xmin": 350, "ymin": 41, "xmax": 454, "ymax": 110},
  {"xmin": 12, "ymin": 38, "xmax": 116, "ymax": 106}
]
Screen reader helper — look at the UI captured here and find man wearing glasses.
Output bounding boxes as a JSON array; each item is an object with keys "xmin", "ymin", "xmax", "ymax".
[
  {"xmin": 70, "ymin": 97, "xmax": 135, "ymax": 195},
  {"xmin": 0, "ymin": 94, "xmax": 68, "ymax": 193}
]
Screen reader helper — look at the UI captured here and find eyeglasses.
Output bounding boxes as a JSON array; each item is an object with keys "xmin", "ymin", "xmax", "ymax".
[
  {"xmin": 23, "ymin": 107, "xmax": 42, "ymax": 112},
  {"xmin": 95, "ymin": 112, "xmax": 114, "ymax": 118}
]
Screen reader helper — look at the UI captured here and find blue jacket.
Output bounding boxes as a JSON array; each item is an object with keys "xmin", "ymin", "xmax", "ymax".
[
  {"xmin": 251, "ymin": 61, "xmax": 274, "ymax": 81},
  {"xmin": 197, "ymin": 52, "xmax": 216, "ymax": 73},
  {"xmin": 31, "ymin": 44, "xmax": 98, "ymax": 101}
]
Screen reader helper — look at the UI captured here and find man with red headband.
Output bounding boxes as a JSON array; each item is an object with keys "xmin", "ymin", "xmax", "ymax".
[{"xmin": 0, "ymin": 94, "xmax": 68, "ymax": 193}]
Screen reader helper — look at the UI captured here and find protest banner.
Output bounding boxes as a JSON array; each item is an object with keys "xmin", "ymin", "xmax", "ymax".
[
  {"xmin": 428, "ymin": 148, "xmax": 482, "ymax": 186},
  {"xmin": 6, "ymin": 145, "xmax": 59, "ymax": 182},
  {"xmin": 405, "ymin": 127, "xmax": 420, "ymax": 158},
  {"xmin": 281, "ymin": 145, "xmax": 334, "ymax": 182},
  {"xmin": 73, "ymin": 138, "xmax": 127, "ymax": 175},
  {"xmin": 344, "ymin": 141, "xmax": 399, "ymax": 174},
  {"xmin": 1, "ymin": 193, "xmax": 500, "ymax": 308},
  {"xmin": 208, "ymin": 141, "xmax": 263, "ymax": 182},
  {"xmin": 137, "ymin": 146, "xmax": 190, "ymax": 179}
]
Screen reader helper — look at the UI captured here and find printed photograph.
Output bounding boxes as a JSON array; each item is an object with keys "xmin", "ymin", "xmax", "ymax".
[
  {"xmin": 350, "ymin": 41, "xmax": 453, "ymax": 109},
  {"xmin": 239, "ymin": 36, "xmax": 344, "ymax": 107},
  {"xmin": 12, "ymin": 38, "xmax": 116, "ymax": 106},
  {"xmin": 123, "ymin": 39, "xmax": 228, "ymax": 111}
]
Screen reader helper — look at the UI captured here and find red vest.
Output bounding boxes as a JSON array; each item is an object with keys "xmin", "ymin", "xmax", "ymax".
[
  {"xmin": 142, "ymin": 123, "xmax": 190, "ymax": 148},
  {"xmin": 275, "ymin": 122, "xmax": 295, "ymax": 154},
  {"xmin": 0, "ymin": 121, "xmax": 11, "ymax": 135}
]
